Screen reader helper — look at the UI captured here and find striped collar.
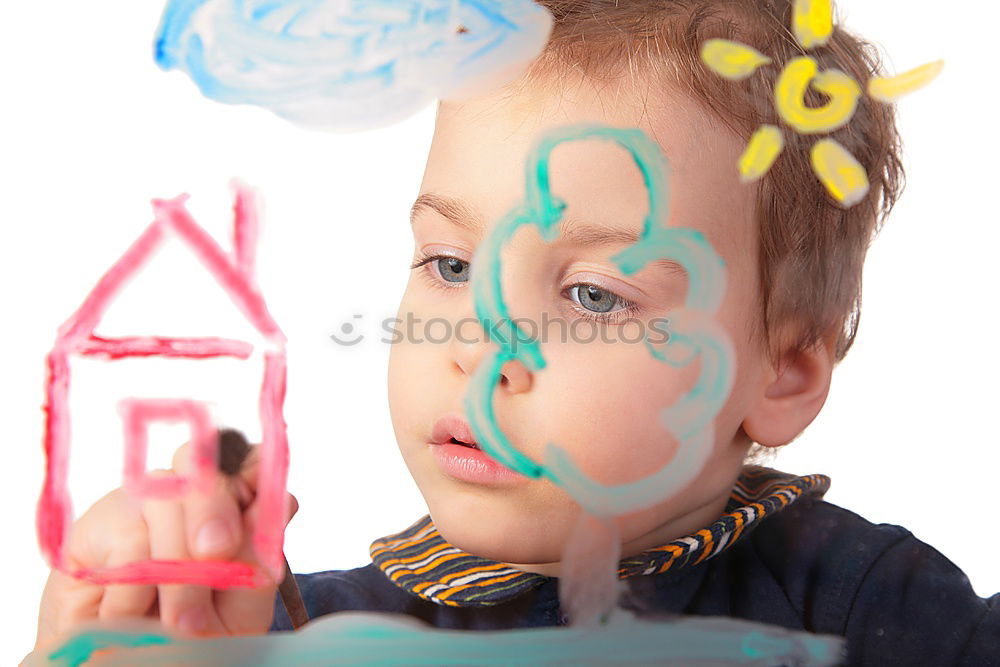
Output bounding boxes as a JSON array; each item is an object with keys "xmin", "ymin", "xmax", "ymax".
[{"xmin": 370, "ymin": 466, "xmax": 830, "ymax": 608}]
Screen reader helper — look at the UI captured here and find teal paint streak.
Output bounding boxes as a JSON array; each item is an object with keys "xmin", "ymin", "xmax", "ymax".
[
  {"xmin": 464, "ymin": 124, "xmax": 735, "ymax": 517},
  {"xmin": 469, "ymin": 206, "xmax": 546, "ymax": 370},
  {"xmin": 46, "ymin": 630, "xmax": 172, "ymax": 667},
  {"xmin": 36, "ymin": 612, "xmax": 843, "ymax": 665},
  {"xmin": 468, "ymin": 347, "xmax": 545, "ymax": 477}
]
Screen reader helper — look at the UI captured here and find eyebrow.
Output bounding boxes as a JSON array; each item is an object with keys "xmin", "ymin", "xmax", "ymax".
[
  {"xmin": 410, "ymin": 193, "xmax": 688, "ymax": 276},
  {"xmin": 411, "ymin": 193, "xmax": 482, "ymax": 235}
]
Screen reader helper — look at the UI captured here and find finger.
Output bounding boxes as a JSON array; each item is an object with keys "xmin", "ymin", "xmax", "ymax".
[
  {"xmin": 141, "ymin": 475, "xmax": 225, "ymax": 637},
  {"xmin": 235, "ymin": 444, "xmax": 261, "ymax": 494},
  {"xmin": 35, "ymin": 570, "xmax": 101, "ymax": 650},
  {"xmin": 183, "ymin": 473, "xmax": 245, "ymax": 562},
  {"xmin": 225, "ymin": 444, "xmax": 258, "ymax": 513},
  {"xmin": 98, "ymin": 520, "xmax": 156, "ymax": 620},
  {"xmin": 214, "ymin": 491, "xmax": 298, "ymax": 635},
  {"xmin": 171, "ymin": 440, "xmax": 245, "ymax": 561},
  {"xmin": 38, "ymin": 488, "xmax": 145, "ymax": 647}
]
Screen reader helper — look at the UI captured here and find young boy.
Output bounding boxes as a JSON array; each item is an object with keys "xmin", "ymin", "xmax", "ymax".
[{"xmin": 35, "ymin": 0, "xmax": 998, "ymax": 664}]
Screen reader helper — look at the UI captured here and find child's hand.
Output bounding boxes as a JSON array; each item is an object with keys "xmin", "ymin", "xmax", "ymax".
[{"xmin": 34, "ymin": 442, "xmax": 298, "ymax": 650}]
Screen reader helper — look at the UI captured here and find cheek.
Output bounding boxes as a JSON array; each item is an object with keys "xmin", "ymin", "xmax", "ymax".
[
  {"xmin": 387, "ymin": 286, "xmax": 484, "ymax": 423},
  {"xmin": 387, "ymin": 290, "xmax": 438, "ymax": 437},
  {"xmin": 533, "ymin": 341, "xmax": 700, "ymax": 486},
  {"xmin": 710, "ymin": 269, "xmax": 765, "ymax": 435}
]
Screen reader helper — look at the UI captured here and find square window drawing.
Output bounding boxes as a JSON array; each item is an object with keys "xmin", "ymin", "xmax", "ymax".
[{"xmin": 120, "ymin": 398, "xmax": 217, "ymax": 500}]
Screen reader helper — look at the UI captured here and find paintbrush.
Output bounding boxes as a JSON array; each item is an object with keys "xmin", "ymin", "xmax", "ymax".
[{"xmin": 216, "ymin": 428, "xmax": 310, "ymax": 630}]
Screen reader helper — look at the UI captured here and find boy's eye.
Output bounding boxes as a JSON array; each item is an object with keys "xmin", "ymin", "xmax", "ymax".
[
  {"xmin": 567, "ymin": 284, "xmax": 624, "ymax": 314},
  {"xmin": 437, "ymin": 257, "xmax": 470, "ymax": 283},
  {"xmin": 410, "ymin": 253, "xmax": 470, "ymax": 284}
]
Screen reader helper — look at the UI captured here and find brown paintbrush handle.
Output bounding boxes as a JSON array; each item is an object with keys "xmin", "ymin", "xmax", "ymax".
[
  {"xmin": 278, "ymin": 556, "xmax": 310, "ymax": 630},
  {"xmin": 216, "ymin": 428, "xmax": 310, "ymax": 629}
]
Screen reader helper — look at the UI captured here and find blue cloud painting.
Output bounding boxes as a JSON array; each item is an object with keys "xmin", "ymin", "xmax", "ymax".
[{"xmin": 154, "ymin": 0, "xmax": 553, "ymax": 131}]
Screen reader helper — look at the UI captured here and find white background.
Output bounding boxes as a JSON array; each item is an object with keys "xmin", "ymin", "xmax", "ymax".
[{"xmin": 2, "ymin": 1, "xmax": 997, "ymax": 663}]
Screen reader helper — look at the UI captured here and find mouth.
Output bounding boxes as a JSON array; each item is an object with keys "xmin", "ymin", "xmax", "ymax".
[
  {"xmin": 427, "ymin": 413, "xmax": 528, "ymax": 486},
  {"xmin": 430, "ymin": 414, "xmax": 480, "ymax": 449}
]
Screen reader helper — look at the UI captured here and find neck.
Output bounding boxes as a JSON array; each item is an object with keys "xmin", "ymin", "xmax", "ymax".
[{"xmin": 501, "ymin": 484, "xmax": 733, "ymax": 578}]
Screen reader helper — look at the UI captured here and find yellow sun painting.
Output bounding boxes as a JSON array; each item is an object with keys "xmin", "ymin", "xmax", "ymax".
[{"xmin": 701, "ymin": 0, "xmax": 944, "ymax": 208}]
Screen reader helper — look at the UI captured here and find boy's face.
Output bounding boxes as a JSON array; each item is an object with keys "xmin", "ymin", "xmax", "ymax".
[{"xmin": 388, "ymin": 74, "xmax": 768, "ymax": 573}]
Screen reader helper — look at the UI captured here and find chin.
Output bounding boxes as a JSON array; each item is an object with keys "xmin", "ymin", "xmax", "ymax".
[{"xmin": 428, "ymin": 497, "xmax": 570, "ymax": 565}]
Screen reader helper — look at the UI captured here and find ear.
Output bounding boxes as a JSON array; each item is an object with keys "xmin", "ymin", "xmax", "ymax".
[{"xmin": 742, "ymin": 330, "xmax": 836, "ymax": 448}]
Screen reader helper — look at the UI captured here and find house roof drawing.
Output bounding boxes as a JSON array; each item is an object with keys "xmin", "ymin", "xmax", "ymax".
[{"xmin": 56, "ymin": 182, "xmax": 286, "ymax": 359}]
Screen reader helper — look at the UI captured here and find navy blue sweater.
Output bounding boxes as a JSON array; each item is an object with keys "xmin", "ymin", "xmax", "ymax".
[{"xmin": 270, "ymin": 468, "xmax": 998, "ymax": 665}]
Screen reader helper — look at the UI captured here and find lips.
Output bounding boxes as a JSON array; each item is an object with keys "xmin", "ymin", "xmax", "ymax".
[{"xmin": 430, "ymin": 414, "xmax": 479, "ymax": 449}]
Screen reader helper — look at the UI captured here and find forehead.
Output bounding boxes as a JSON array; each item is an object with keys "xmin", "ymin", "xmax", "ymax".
[{"xmin": 418, "ymin": 75, "xmax": 757, "ymax": 264}]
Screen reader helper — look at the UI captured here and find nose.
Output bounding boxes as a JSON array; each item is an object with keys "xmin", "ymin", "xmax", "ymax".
[{"xmin": 452, "ymin": 323, "xmax": 533, "ymax": 395}]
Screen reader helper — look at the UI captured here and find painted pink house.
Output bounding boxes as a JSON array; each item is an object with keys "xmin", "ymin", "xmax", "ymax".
[{"xmin": 38, "ymin": 183, "xmax": 289, "ymax": 587}]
